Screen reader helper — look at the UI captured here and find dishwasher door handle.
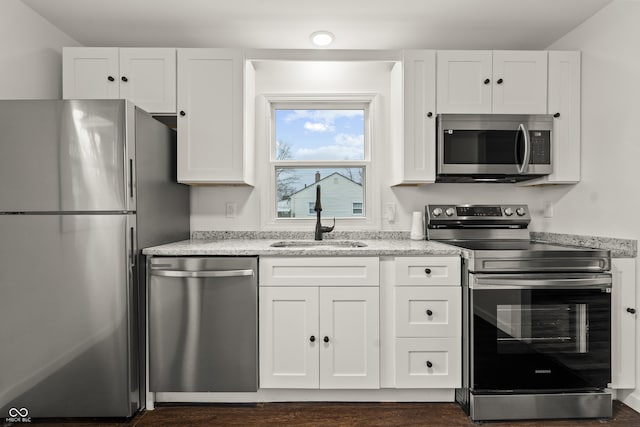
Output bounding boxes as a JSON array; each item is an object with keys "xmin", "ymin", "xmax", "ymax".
[{"xmin": 150, "ymin": 269, "xmax": 254, "ymax": 278}]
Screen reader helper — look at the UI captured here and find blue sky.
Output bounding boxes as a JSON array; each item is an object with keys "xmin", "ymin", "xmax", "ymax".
[{"xmin": 275, "ymin": 109, "xmax": 365, "ymax": 161}]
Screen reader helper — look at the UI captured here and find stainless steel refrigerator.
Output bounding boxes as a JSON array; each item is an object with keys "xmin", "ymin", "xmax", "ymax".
[{"xmin": 0, "ymin": 100, "xmax": 189, "ymax": 419}]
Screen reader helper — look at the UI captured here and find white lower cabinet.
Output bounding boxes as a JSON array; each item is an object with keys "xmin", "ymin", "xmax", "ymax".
[
  {"xmin": 611, "ymin": 258, "xmax": 637, "ymax": 389},
  {"xmin": 393, "ymin": 257, "xmax": 462, "ymax": 388},
  {"xmin": 259, "ymin": 257, "xmax": 380, "ymax": 389}
]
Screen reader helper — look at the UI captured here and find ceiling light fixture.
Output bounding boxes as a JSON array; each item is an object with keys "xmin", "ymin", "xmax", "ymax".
[{"xmin": 310, "ymin": 31, "xmax": 335, "ymax": 47}]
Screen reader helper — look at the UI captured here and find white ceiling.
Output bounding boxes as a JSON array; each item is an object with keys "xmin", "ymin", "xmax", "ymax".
[{"xmin": 21, "ymin": 0, "xmax": 613, "ymax": 50}]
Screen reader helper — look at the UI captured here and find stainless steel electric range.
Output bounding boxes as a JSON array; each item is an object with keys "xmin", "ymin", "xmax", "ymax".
[{"xmin": 426, "ymin": 204, "xmax": 613, "ymax": 422}]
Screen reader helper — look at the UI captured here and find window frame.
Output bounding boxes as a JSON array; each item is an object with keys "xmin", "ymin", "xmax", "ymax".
[{"xmin": 268, "ymin": 95, "xmax": 374, "ymax": 224}]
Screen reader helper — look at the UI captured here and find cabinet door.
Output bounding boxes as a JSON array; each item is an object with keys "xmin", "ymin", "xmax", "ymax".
[
  {"xmin": 396, "ymin": 50, "xmax": 436, "ymax": 184},
  {"xmin": 63, "ymin": 47, "xmax": 119, "ymax": 99},
  {"xmin": 611, "ymin": 258, "xmax": 636, "ymax": 389},
  {"xmin": 177, "ymin": 48, "xmax": 246, "ymax": 184},
  {"xmin": 436, "ymin": 51, "xmax": 492, "ymax": 113},
  {"xmin": 319, "ymin": 287, "xmax": 379, "ymax": 389},
  {"xmin": 546, "ymin": 51, "xmax": 581, "ymax": 183},
  {"xmin": 119, "ymin": 48, "xmax": 176, "ymax": 113},
  {"xmin": 492, "ymin": 51, "xmax": 548, "ymax": 114},
  {"xmin": 259, "ymin": 287, "xmax": 319, "ymax": 388}
]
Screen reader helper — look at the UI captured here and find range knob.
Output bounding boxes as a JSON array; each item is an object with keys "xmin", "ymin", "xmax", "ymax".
[
  {"xmin": 432, "ymin": 208, "xmax": 443, "ymax": 217},
  {"xmin": 516, "ymin": 207, "xmax": 527, "ymax": 216},
  {"xmin": 445, "ymin": 208, "xmax": 455, "ymax": 217},
  {"xmin": 504, "ymin": 207, "xmax": 513, "ymax": 216}
]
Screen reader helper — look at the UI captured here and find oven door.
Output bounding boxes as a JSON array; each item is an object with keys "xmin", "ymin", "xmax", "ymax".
[{"xmin": 469, "ymin": 273, "xmax": 611, "ymax": 393}]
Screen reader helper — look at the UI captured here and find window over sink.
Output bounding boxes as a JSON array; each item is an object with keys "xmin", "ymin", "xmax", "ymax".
[{"xmin": 269, "ymin": 99, "xmax": 372, "ymax": 221}]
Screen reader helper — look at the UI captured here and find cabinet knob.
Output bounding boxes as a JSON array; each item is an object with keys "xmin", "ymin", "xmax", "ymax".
[
  {"xmin": 627, "ymin": 308, "xmax": 636, "ymax": 314},
  {"xmin": 427, "ymin": 112, "xmax": 433, "ymax": 118},
  {"xmin": 121, "ymin": 76, "xmax": 128, "ymax": 82},
  {"xmin": 323, "ymin": 336, "xmax": 330, "ymax": 343},
  {"xmin": 310, "ymin": 335, "xmax": 316, "ymax": 342},
  {"xmin": 179, "ymin": 111, "xmax": 186, "ymax": 117},
  {"xmin": 483, "ymin": 78, "xmax": 490, "ymax": 85},
  {"xmin": 424, "ymin": 268, "xmax": 432, "ymax": 275},
  {"xmin": 497, "ymin": 78, "xmax": 504, "ymax": 84},
  {"xmin": 107, "ymin": 76, "xmax": 115, "ymax": 82},
  {"xmin": 426, "ymin": 309, "xmax": 433, "ymax": 316},
  {"xmin": 426, "ymin": 361, "xmax": 433, "ymax": 368},
  {"xmin": 553, "ymin": 112, "xmax": 561, "ymax": 118}
]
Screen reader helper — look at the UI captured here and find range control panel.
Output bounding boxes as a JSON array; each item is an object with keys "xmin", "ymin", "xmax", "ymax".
[{"xmin": 426, "ymin": 204, "xmax": 531, "ymax": 222}]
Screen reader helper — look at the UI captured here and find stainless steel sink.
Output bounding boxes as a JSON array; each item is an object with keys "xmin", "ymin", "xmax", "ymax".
[{"xmin": 270, "ymin": 240, "xmax": 367, "ymax": 248}]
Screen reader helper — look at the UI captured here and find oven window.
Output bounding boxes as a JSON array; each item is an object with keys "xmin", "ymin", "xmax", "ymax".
[
  {"xmin": 496, "ymin": 303, "xmax": 588, "ymax": 354},
  {"xmin": 472, "ymin": 288, "xmax": 610, "ymax": 392}
]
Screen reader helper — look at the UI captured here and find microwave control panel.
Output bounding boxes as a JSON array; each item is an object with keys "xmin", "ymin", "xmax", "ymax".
[{"xmin": 529, "ymin": 131, "xmax": 551, "ymax": 164}]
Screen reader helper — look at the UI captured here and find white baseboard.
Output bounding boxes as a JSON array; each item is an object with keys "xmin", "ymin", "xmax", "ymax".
[
  {"xmin": 152, "ymin": 389, "xmax": 455, "ymax": 406},
  {"xmin": 619, "ymin": 389, "xmax": 640, "ymax": 413}
]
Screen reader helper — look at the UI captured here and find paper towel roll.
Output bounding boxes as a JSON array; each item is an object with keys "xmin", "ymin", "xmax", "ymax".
[{"xmin": 410, "ymin": 211, "xmax": 424, "ymax": 240}]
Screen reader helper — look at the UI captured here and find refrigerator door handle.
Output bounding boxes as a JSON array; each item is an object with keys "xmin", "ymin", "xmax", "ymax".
[{"xmin": 129, "ymin": 158, "xmax": 134, "ymax": 199}]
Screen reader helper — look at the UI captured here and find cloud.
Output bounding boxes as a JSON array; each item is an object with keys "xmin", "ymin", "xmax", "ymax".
[
  {"xmin": 304, "ymin": 121, "xmax": 333, "ymax": 132},
  {"xmin": 294, "ymin": 133, "xmax": 364, "ymax": 160},
  {"xmin": 283, "ymin": 110, "xmax": 363, "ymax": 134}
]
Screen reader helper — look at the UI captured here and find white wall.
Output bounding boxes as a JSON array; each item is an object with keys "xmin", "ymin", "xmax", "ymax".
[
  {"xmin": 0, "ymin": 0, "xmax": 81, "ymax": 407},
  {"xmin": 191, "ymin": 60, "xmax": 547, "ymax": 231},
  {"xmin": 0, "ymin": 0, "xmax": 79, "ymax": 99},
  {"xmin": 543, "ymin": 0, "xmax": 640, "ymax": 410},
  {"xmin": 539, "ymin": 0, "xmax": 640, "ymax": 239}
]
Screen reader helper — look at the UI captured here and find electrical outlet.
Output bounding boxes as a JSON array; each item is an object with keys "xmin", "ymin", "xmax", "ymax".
[
  {"xmin": 226, "ymin": 202, "xmax": 237, "ymax": 218},
  {"xmin": 543, "ymin": 201, "xmax": 554, "ymax": 218},
  {"xmin": 384, "ymin": 203, "xmax": 396, "ymax": 222}
]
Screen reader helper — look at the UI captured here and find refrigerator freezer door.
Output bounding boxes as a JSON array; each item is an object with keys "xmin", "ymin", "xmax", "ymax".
[
  {"xmin": 0, "ymin": 100, "xmax": 133, "ymax": 213},
  {"xmin": 0, "ymin": 214, "xmax": 139, "ymax": 418}
]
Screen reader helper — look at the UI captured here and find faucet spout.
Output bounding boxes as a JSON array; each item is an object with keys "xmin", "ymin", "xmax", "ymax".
[{"xmin": 313, "ymin": 185, "xmax": 335, "ymax": 240}]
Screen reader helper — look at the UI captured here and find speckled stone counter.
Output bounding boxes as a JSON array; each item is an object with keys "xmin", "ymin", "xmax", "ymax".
[
  {"xmin": 143, "ymin": 230, "xmax": 636, "ymax": 258},
  {"xmin": 143, "ymin": 237, "xmax": 460, "ymax": 257},
  {"xmin": 531, "ymin": 232, "xmax": 637, "ymax": 258}
]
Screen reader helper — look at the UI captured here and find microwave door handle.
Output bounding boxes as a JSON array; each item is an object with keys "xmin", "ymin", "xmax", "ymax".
[{"xmin": 516, "ymin": 123, "xmax": 531, "ymax": 174}]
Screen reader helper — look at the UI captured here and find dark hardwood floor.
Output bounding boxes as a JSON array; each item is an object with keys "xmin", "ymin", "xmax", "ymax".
[{"xmin": 12, "ymin": 400, "xmax": 640, "ymax": 427}]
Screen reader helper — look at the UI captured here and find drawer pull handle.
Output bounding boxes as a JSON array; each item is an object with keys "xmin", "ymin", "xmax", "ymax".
[
  {"xmin": 424, "ymin": 268, "xmax": 432, "ymax": 275},
  {"xmin": 426, "ymin": 361, "xmax": 433, "ymax": 368},
  {"xmin": 426, "ymin": 309, "xmax": 433, "ymax": 316},
  {"xmin": 323, "ymin": 336, "xmax": 330, "ymax": 343},
  {"xmin": 627, "ymin": 308, "xmax": 636, "ymax": 314},
  {"xmin": 310, "ymin": 335, "xmax": 316, "ymax": 342}
]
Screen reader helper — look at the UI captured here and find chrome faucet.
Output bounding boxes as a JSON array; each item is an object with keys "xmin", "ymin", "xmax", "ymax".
[{"xmin": 314, "ymin": 185, "xmax": 335, "ymax": 240}]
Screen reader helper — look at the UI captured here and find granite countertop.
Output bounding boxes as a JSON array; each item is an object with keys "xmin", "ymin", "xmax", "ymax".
[
  {"xmin": 143, "ymin": 230, "xmax": 637, "ymax": 258},
  {"xmin": 143, "ymin": 238, "xmax": 460, "ymax": 257}
]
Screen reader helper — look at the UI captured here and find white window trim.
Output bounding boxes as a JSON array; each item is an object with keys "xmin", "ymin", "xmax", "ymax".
[{"xmin": 257, "ymin": 93, "xmax": 380, "ymax": 231}]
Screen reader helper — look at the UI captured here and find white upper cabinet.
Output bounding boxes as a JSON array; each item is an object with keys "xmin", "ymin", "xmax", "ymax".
[
  {"xmin": 437, "ymin": 50, "xmax": 548, "ymax": 114},
  {"xmin": 520, "ymin": 51, "xmax": 581, "ymax": 186},
  {"xmin": 176, "ymin": 48, "xmax": 255, "ymax": 185},
  {"xmin": 436, "ymin": 50, "xmax": 492, "ymax": 114},
  {"xmin": 63, "ymin": 47, "xmax": 176, "ymax": 114},
  {"xmin": 63, "ymin": 47, "xmax": 120, "ymax": 100},
  {"xmin": 390, "ymin": 50, "xmax": 437, "ymax": 185}
]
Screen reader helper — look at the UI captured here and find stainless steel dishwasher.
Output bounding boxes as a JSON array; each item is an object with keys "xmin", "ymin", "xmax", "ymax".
[{"xmin": 148, "ymin": 257, "xmax": 258, "ymax": 392}]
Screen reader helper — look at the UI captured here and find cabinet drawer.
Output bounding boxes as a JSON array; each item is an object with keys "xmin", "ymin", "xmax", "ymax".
[
  {"xmin": 395, "ymin": 338, "xmax": 461, "ymax": 388},
  {"xmin": 396, "ymin": 287, "xmax": 461, "ymax": 338},
  {"xmin": 260, "ymin": 257, "xmax": 379, "ymax": 286},
  {"xmin": 395, "ymin": 257, "xmax": 460, "ymax": 286}
]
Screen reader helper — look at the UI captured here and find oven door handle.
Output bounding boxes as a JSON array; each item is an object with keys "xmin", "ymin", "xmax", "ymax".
[{"xmin": 471, "ymin": 275, "xmax": 612, "ymax": 290}]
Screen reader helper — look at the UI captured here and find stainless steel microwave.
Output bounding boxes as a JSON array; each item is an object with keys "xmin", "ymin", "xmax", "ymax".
[{"xmin": 436, "ymin": 114, "xmax": 553, "ymax": 183}]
